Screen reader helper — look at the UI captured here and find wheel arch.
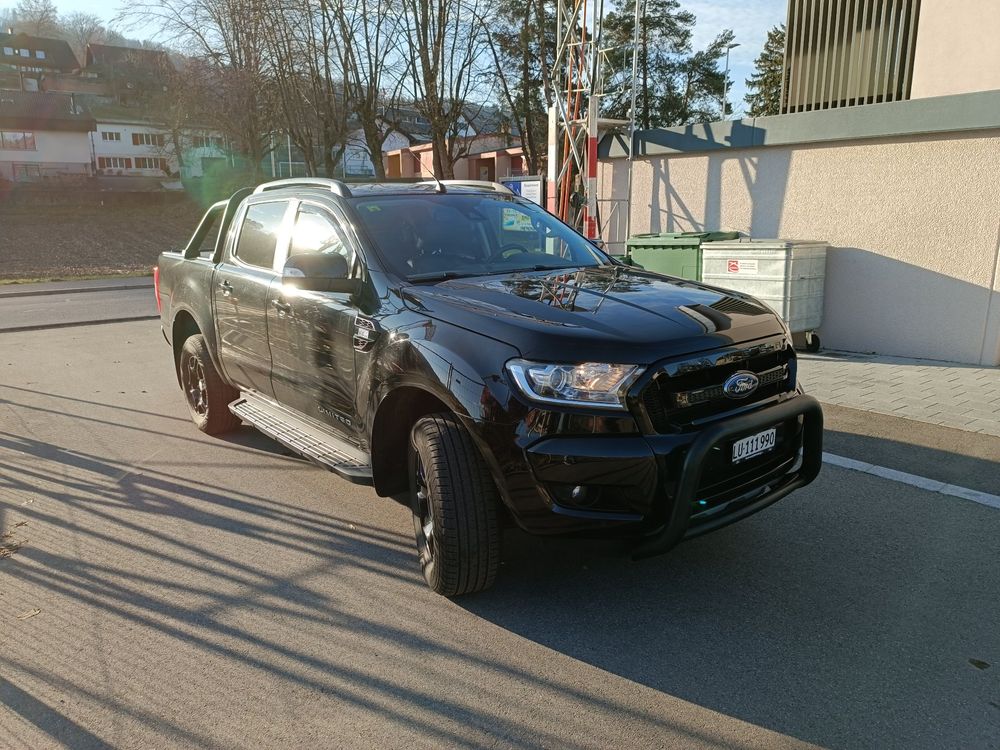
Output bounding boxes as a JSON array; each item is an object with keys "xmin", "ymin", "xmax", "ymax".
[
  {"xmin": 370, "ymin": 385, "xmax": 456, "ymax": 499},
  {"xmin": 171, "ymin": 309, "xmax": 202, "ymax": 385}
]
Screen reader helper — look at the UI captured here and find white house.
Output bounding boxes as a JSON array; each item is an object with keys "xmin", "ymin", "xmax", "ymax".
[
  {"xmin": 89, "ymin": 104, "xmax": 177, "ymax": 176},
  {"xmin": 88, "ymin": 104, "xmax": 228, "ymax": 179},
  {"xmin": 0, "ymin": 91, "xmax": 93, "ymax": 180}
]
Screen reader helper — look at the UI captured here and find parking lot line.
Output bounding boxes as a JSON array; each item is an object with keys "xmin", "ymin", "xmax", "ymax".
[{"xmin": 823, "ymin": 452, "xmax": 1000, "ymax": 510}]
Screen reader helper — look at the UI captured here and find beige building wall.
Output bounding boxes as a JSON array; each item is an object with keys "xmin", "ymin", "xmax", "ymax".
[
  {"xmin": 910, "ymin": 1, "xmax": 1000, "ymax": 99},
  {"xmin": 599, "ymin": 131, "xmax": 1000, "ymax": 366}
]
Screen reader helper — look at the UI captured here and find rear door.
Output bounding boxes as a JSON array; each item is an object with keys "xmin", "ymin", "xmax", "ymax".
[
  {"xmin": 267, "ymin": 200, "xmax": 362, "ymax": 439},
  {"xmin": 213, "ymin": 199, "xmax": 293, "ymax": 396}
]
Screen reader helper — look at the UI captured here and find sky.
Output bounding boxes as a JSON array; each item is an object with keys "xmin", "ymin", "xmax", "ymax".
[{"xmin": 47, "ymin": 0, "xmax": 787, "ymax": 117}]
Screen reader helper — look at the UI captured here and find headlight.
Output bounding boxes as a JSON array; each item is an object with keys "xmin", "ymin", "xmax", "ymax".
[{"xmin": 505, "ymin": 359, "xmax": 644, "ymax": 409}]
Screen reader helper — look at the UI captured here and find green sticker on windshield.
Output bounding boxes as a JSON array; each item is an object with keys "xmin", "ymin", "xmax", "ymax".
[{"xmin": 365, "ymin": 205, "xmax": 381, "ymax": 212}]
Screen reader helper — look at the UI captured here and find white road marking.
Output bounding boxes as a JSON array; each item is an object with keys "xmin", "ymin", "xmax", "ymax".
[{"xmin": 822, "ymin": 452, "xmax": 1000, "ymax": 510}]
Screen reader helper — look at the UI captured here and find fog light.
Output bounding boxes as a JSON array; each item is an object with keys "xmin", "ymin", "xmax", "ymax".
[{"xmin": 571, "ymin": 486, "xmax": 586, "ymax": 501}]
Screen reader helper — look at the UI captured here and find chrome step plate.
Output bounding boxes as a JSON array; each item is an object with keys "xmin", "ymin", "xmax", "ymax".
[{"xmin": 230, "ymin": 395, "xmax": 373, "ymax": 485}]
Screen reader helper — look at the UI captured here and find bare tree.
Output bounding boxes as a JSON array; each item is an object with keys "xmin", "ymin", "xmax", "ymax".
[
  {"xmin": 402, "ymin": 0, "xmax": 492, "ymax": 178},
  {"xmin": 333, "ymin": 0, "xmax": 409, "ymax": 180},
  {"xmin": 260, "ymin": 0, "xmax": 349, "ymax": 178},
  {"xmin": 14, "ymin": 0, "xmax": 59, "ymax": 36},
  {"xmin": 117, "ymin": 0, "xmax": 274, "ymax": 178},
  {"xmin": 484, "ymin": 0, "xmax": 554, "ymax": 174},
  {"xmin": 60, "ymin": 12, "xmax": 106, "ymax": 63}
]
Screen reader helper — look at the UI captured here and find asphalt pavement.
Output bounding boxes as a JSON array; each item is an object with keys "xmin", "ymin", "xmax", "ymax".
[
  {"xmin": 0, "ymin": 279, "xmax": 157, "ymax": 332},
  {"xmin": 1, "ymin": 317, "xmax": 998, "ymax": 748}
]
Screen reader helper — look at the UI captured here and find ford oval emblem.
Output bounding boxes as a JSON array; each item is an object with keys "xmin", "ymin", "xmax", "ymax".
[{"xmin": 723, "ymin": 371, "xmax": 759, "ymax": 399}]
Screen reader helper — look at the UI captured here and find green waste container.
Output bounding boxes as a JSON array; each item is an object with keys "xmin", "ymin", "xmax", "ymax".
[{"xmin": 625, "ymin": 231, "xmax": 740, "ymax": 280}]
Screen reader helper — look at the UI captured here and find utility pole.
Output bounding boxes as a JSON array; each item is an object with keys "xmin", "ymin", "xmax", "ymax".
[{"xmin": 721, "ymin": 42, "xmax": 740, "ymax": 118}]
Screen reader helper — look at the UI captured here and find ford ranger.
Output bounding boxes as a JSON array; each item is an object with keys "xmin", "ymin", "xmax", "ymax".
[{"xmin": 155, "ymin": 178, "xmax": 823, "ymax": 596}]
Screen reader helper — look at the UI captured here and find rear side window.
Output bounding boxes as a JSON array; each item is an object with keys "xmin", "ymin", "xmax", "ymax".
[{"xmin": 235, "ymin": 202, "xmax": 287, "ymax": 269}]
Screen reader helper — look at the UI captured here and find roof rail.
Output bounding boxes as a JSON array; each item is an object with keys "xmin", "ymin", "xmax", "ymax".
[
  {"xmin": 418, "ymin": 179, "xmax": 514, "ymax": 195},
  {"xmin": 253, "ymin": 177, "xmax": 353, "ymax": 198}
]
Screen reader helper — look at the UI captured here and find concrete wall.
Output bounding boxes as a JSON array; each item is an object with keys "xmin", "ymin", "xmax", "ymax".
[
  {"xmin": 599, "ymin": 130, "xmax": 1000, "ymax": 366},
  {"xmin": 910, "ymin": 1, "xmax": 1000, "ymax": 100}
]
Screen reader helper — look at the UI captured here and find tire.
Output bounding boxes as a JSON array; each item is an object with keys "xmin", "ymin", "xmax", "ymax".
[
  {"xmin": 178, "ymin": 334, "xmax": 241, "ymax": 435},
  {"xmin": 806, "ymin": 334, "xmax": 821, "ymax": 353},
  {"xmin": 409, "ymin": 413, "xmax": 501, "ymax": 596}
]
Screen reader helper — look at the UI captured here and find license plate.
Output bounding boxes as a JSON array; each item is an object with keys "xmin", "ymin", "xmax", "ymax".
[{"xmin": 732, "ymin": 427, "xmax": 777, "ymax": 463}]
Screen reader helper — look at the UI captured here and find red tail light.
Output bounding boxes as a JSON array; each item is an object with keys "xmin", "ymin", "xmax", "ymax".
[{"xmin": 153, "ymin": 266, "xmax": 161, "ymax": 312}]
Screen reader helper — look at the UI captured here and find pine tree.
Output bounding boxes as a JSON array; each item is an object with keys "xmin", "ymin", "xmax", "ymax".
[
  {"xmin": 745, "ymin": 25, "xmax": 786, "ymax": 117},
  {"xmin": 601, "ymin": 0, "xmax": 733, "ymax": 128}
]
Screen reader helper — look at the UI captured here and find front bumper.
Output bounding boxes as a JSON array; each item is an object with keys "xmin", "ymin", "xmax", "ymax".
[{"xmin": 474, "ymin": 394, "xmax": 823, "ymax": 552}]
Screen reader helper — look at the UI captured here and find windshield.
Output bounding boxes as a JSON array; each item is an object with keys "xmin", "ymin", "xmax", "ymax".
[{"xmin": 349, "ymin": 193, "xmax": 608, "ymax": 280}]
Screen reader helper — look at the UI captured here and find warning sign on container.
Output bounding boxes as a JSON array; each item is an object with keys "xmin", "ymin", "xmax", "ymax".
[{"xmin": 726, "ymin": 259, "xmax": 758, "ymax": 275}]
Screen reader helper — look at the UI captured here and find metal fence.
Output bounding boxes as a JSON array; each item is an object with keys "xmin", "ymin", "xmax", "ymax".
[{"xmin": 783, "ymin": 0, "xmax": 922, "ymax": 113}]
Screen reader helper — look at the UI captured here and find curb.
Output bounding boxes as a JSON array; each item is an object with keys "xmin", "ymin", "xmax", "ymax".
[
  {"xmin": 0, "ymin": 315, "xmax": 160, "ymax": 334},
  {"xmin": 0, "ymin": 281, "xmax": 154, "ymax": 299}
]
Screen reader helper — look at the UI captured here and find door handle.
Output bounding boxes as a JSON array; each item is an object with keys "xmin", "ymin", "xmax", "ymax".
[
  {"xmin": 271, "ymin": 298, "xmax": 292, "ymax": 316},
  {"xmin": 219, "ymin": 280, "xmax": 233, "ymax": 297}
]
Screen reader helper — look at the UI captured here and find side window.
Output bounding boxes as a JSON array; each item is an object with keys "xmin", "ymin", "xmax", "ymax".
[
  {"xmin": 235, "ymin": 201, "xmax": 287, "ymax": 269},
  {"xmin": 289, "ymin": 206, "xmax": 356, "ymax": 270}
]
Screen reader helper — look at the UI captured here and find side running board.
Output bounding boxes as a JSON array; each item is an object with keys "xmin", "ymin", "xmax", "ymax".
[{"xmin": 230, "ymin": 395, "xmax": 374, "ymax": 485}]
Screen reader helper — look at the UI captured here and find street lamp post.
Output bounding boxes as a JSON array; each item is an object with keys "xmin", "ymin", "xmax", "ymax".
[{"xmin": 721, "ymin": 42, "xmax": 740, "ymax": 119}]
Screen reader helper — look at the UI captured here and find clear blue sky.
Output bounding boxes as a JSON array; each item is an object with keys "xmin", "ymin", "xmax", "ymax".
[{"xmin": 50, "ymin": 0, "xmax": 787, "ymax": 117}]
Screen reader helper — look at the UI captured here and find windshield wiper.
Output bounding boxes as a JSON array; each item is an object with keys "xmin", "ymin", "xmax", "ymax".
[
  {"xmin": 504, "ymin": 264, "xmax": 586, "ymax": 274},
  {"xmin": 407, "ymin": 270, "xmax": 485, "ymax": 283}
]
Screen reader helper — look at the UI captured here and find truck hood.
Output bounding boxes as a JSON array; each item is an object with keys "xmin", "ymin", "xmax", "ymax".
[{"xmin": 400, "ymin": 265, "xmax": 788, "ymax": 362}]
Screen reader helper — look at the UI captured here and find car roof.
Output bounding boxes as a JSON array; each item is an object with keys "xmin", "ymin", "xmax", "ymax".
[{"xmin": 247, "ymin": 178, "xmax": 515, "ymax": 202}]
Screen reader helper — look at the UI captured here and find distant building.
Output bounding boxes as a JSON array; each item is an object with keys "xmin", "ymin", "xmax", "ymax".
[
  {"xmin": 88, "ymin": 104, "xmax": 176, "ymax": 176},
  {"xmin": 385, "ymin": 137, "xmax": 525, "ymax": 181},
  {"xmin": 782, "ymin": 0, "xmax": 1000, "ymax": 113},
  {"xmin": 84, "ymin": 43, "xmax": 174, "ymax": 106},
  {"xmin": 0, "ymin": 31, "xmax": 80, "ymax": 92},
  {"xmin": 0, "ymin": 91, "xmax": 94, "ymax": 180}
]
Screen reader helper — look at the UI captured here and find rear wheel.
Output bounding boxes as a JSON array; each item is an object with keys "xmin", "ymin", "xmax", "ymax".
[
  {"xmin": 409, "ymin": 413, "xmax": 501, "ymax": 596},
  {"xmin": 179, "ymin": 334, "xmax": 241, "ymax": 434}
]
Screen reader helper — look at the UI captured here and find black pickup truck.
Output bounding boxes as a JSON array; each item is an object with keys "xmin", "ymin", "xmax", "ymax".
[{"xmin": 156, "ymin": 178, "xmax": 823, "ymax": 596}]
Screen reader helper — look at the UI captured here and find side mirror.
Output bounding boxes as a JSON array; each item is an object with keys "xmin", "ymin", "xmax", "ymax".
[
  {"xmin": 282, "ymin": 253, "xmax": 358, "ymax": 294},
  {"xmin": 590, "ymin": 238, "xmax": 606, "ymax": 251}
]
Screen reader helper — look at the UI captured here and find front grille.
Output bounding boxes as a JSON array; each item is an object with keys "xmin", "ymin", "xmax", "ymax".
[{"xmin": 640, "ymin": 338, "xmax": 795, "ymax": 433}]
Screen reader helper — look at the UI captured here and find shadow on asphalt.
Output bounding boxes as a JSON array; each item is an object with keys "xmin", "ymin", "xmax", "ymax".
[
  {"xmin": 2, "ymin": 411, "xmax": 998, "ymax": 748},
  {"xmin": 462, "ymin": 470, "xmax": 1000, "ymax": 749}
]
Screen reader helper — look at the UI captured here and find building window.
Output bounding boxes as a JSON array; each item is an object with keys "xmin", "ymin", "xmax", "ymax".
[
  {"xmin": 135, "ymin": 157, "xmax": 167, "ymax": 170},
  {"xmin": 193, "ymin": 135, "xmax": 223, "ymax": 149},
  {"xmin": 35, "ymin": 50, "xmax": 45, "ymax": 59},
  {"xmin": 0, "ymin": 131, "xmax": 36, "ymax": 150},
  {"xmin": 101, "ymin": 131, "xmax": 121, "ymax": 142},
  {"xmin": 2, "ymin": 47, "xmax": 13, "ymax": 56},
  {"xmin": 18, "ymin": 48, "xmax": 28, "ymax": 57},
  {"xmin": 98, "ymin": 157, "xmax": 132, "ymax": 169},
  {"xmin": 132, "ymin": 132, "xmax": 164, "ymax": 147}
]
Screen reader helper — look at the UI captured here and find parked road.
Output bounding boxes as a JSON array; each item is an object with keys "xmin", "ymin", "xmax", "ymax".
[
  {"xmin": 1, "ymin": 320, "xmax": 998, "ymax": 749},
  {"xmin": 0, "ymin": 280, "xmax": 157, "ymax": 332}
]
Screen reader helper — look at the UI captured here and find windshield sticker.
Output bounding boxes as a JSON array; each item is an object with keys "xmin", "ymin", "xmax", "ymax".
[
  {"xmin": 501, "ymin": 208, "xmax": 534, "ymax": 233},
  {"xmin": 365, "ymin": 205, "xmax": 381, "ymax": 212}
]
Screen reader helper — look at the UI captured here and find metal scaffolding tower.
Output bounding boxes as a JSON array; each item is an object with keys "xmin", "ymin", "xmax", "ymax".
[{"xmin": 547, "ymin": 0, "xmax": 637, "ymax": 243}]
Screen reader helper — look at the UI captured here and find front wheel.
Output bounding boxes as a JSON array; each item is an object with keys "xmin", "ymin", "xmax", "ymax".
[
  {"xmin": 178, "ymin": 334, "xmax": 241, "ymax": 434},
  {"xmin": 409, "ymin": 414, "xmax": 501, "ymax": 596}
]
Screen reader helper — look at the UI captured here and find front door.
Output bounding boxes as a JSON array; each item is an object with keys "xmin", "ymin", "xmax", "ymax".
[
  {"xmin": 267, "ymin": 201, "xmax": 361, "ymax": 440},
  {"xmin": 213, "ymin": 199, "xmax": 291, "ymax": 396}
]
